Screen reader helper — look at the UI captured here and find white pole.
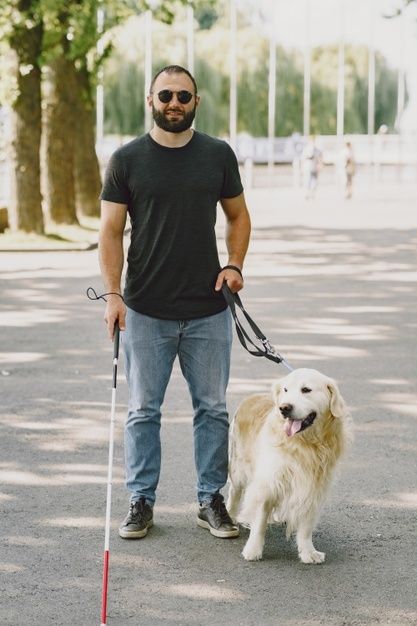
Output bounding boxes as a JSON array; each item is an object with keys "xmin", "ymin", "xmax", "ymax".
[
  {"xmin": 187, "ymin": 3, "xmax": 194, "ymax": 75},
  {"xmin": 368, "ymin": 0, "xmax": 375, "ymax": 137},
  {"xmin": 396, "ymin": 8, "xmax": 406, "ymax": 131},
  {"xmin": 267, "ymin": 36, "xmax": 276, "ymax": 176},
  {"xmin": 396, "ymin": 6, "xmax": 406, "ymax": 176},
  {"xmin": 229, "ymin": 0, "xmax": 237, "ymax": 151},
  {"xmin": 144, "ymin": 10, "xmax": 153, "ymax": 133},
  {"xmin": 336, "ymin": 0, "xmax": 345, "ymax": 141},
  {"xmin": 368, "ymin": 0, "xmax": 376, "ymax": 172},
  {"xmin": 96, "ymin": 5, "xmax": 105, "ymax": 143},
  {"xmin": 303, "ymin": 0, "xmax": 311, "ymax": 138}
]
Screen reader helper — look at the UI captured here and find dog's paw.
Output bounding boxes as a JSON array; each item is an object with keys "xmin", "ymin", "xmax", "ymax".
[
  {"xmin": 242, "ymin": 542, "xmax": 263, "ymax": 561},
  {"xmin": 299, "ymin": 549, "xmax": 325, "ymax": 564}
]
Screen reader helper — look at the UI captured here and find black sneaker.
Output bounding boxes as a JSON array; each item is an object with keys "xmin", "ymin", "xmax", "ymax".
[
  {"xmin": 119, "ymin": 497, "xmax": 153, "ymax": 539},
  {"xmin": 197, "ymin": 493, "xmax": 239, "ymax": 538}
]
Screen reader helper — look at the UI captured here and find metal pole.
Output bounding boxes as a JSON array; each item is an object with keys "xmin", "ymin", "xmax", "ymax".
[
  {"xmin": 267, "ymin": 36, "xmax": 276, "ymax": 177},
  {"xmin": 396, "ymin": 6, "xmax": 406, "ymax": 178},
  {"xmin": 368, "ymin": 0, "xmax": 376, "ymax": 173},
  {"xmin": 396, "ymin": 8, "xmax": 406, "ymax": 131},
  {"xmin": 303, "ymin": 0, "xmax": 311, "ymax": 138},
  {"xmin": 336, "ymin": 0, "xmax": 345, "ymax": 141},
  {"xmin": 144, "ymin": 10, "xmax": 153, "ymax": 133},
  {"xmin": 229, "ymin": 0, "xmax": 237, "ymax": 152},
  {"xmin": 96, "ymin": 5, "xmax": 105, "ymax": 143},
  {"xmin": 187, "ymin": 3, "xmax": 194, "ymax": 75},
  {"xmin": 368, "ymin": 0, "xmax": 375, "ymax": 137}
]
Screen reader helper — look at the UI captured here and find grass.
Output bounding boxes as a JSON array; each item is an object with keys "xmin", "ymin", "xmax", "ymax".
[{"xmin": 0, "ymin": 217, "xmax": 100, "ymax": 251}]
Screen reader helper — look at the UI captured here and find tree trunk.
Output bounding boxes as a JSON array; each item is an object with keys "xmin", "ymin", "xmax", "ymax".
[
  {"xmin": 43, "ymin": 57, "xmax": 79, "ymax": 224},
  {"xmin": 8, "ymin": 5, "xmax": 44, "ymax": 234},
  {"xmin": 74, "ymin": 67, "xmax": 101, "ymax": 217}
]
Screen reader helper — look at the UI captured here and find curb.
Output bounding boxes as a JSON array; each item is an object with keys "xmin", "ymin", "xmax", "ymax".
[{"xmin": 0, "ymin": 241, "xmax": 99, "ymax": 253}]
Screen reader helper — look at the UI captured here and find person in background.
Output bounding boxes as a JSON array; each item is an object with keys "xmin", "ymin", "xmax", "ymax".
[
  {"xmin": 301, "ymin": 135, "xmax": 323, "ymax": 199},
  {"xmin": 341, "ymin": 140, "xmax": 356, "ymax": 199}
]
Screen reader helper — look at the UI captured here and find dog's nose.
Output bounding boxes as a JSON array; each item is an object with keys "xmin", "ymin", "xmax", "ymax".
[{"xmin": 279, "ymin": 403, "xmax": 293, "ymax": 417}]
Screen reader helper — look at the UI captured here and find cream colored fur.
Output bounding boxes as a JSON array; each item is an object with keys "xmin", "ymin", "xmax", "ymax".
[{"xmin": 227, "ymin": 368, "xmax": 352, "ymax": 563}]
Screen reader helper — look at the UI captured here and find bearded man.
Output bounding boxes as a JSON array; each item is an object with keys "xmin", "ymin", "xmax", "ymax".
[{"xmin": 99, "ymin": 65, "xmax": 251, "ymax": 541}]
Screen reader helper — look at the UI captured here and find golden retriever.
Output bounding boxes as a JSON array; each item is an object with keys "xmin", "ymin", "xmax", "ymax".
[{"xmin": 227, "ymin": 368, "xmax": 352, "ymax": 563}]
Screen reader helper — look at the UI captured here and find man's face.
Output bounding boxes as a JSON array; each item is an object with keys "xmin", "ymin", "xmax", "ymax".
[{"xmin": 148, "ymin": 71, "xmax": 200, "ymax": 133}]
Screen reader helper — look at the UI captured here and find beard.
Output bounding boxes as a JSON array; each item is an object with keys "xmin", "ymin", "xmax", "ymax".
[{"xmin": 152, "ymin": 105, "xmax": 196, "ymax": 133}]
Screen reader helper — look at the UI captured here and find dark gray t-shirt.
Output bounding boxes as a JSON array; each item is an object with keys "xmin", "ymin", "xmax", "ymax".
[{"xmin": 100, "ymin": 131, "xmax": 243, "ymax": 319}]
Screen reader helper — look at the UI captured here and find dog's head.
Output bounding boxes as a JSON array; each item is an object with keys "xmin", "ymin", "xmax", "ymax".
[{"xmin": 271, "ymin": 368, "xmax": 348, "ymax": 439}]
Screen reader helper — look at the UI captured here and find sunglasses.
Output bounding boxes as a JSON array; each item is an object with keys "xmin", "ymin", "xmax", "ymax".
[{"xmin": 154, "ymin": 89, "xmax": 194, "ymax": 104}]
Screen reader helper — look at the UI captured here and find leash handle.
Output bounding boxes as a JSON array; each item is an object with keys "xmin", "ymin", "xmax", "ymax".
[{"xmin": 222, "ymin": 284, "xmax": 294, "ymax": 371}]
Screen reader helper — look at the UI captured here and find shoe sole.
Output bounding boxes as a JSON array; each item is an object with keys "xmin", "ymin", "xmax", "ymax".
[
  {"xmin": 196, "ymin": 517, "xmax": 239, "ymax": 538},
  {"xmin": 118, "ymin": 519, "xmax": 153, "ymax": 539}
]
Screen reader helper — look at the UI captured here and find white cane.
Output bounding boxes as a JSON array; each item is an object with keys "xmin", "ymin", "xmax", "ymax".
[{"xmin": 100, "ymin": 323, "xmax": 120, "ymax": 626}]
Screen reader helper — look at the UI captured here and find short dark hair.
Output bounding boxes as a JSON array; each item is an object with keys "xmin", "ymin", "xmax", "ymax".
[{"xmin": 149, "ymin": 65, "xmax": 198, "ymax": 95}]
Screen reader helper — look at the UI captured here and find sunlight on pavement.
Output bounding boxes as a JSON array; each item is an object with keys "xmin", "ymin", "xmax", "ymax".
[
  {"xmin": 0, "ymin": 563, "xmax": 25, "ymax": 573},
  {"xmin": 370, "ymin": 379, "xmax": 409, "ymax": 385},
  {"xmin": 376, "ymin": 392, "xmax": 417, "ymax": 417},
  {"xmin": 228, "ymin": 377, "xmax": 276, "ymax": 394},
  {"xmin": 276, "ymin": 344, "xmax": 368, "ymax": 360},
  {"xmin": 0, "ymin": 467, "xmax": 59, "ymax": 486},
  {"xmin": 362, "ymin": 492, "xmax": 417, "ymax": 509},
  {"xmin": 41, "ymin": 517, "xmax": 109, "ymax": 528},
  {"xmin": 0, "ymin": 461, "xmax": 123, "ymax": 487},
  {"xmin": 326, "ymin": 306, "xmax": 401, "ymax": 313},
  {"xmin": 0, "ymin": 309, "xmax": 66, "ymax": 327},
  {"xmin": 276, "ymin": 318, "xmax": 391, "ymax": 341},
  {"xmin": 5, "ymin": 536, "xmax": 56, "ymax": 548},
  {"xmin": 110, "ymin": 553, "xmax": 161, "ymax": 568},
  {"xmin": 166, "ymin": 583, "xmax": 245, "ymax": 602},
  {"xmin": 154, "ymin": 503, "xmax": 196, "ymax": 514},
  {"xmin": 0, "ymin": 352, "xmax": 47, "ymax": 363},
  {"xmin": 0, "ymin": 493, "xmax": 14, "ymax": 503}
]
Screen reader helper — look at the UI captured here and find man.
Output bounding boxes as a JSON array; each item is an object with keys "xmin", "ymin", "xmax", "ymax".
[{"xmin": 99, "ymin": 65, "xmax": 251, "ymax": 541}]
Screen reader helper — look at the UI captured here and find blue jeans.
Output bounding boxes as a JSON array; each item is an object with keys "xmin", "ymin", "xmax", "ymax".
[{"xmin": 122, "ymin": 307, "xmax": 233, "ymax": 505}]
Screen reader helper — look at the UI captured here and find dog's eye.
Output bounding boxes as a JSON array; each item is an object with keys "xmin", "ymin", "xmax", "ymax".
[
  {"xmin": 301, "ymin": 387, "xmax": 312, "ymax": 393},
  {"xmin": 283, "ymin": 387, "xmax": 288, "ymax": 392}
]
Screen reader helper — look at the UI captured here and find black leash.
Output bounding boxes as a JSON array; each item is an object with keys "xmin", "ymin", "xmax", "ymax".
[
  {"xmin": 87, "ymin": 286, "xmax": 293, "ymax": 371},
  {"xmin": 221, "ymin": 284, "xmax": 294, "ymax": 372}
]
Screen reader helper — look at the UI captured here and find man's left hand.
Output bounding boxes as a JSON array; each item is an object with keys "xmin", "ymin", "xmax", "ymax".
[{"xmin": 215, "ymin": 267, "xmax": 244, "ymax": 293}]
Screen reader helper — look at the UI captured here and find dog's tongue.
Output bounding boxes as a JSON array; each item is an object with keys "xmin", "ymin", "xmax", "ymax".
[{"xmin": 284, "ymin": 419, "xmax": 303, "ymax": 437}]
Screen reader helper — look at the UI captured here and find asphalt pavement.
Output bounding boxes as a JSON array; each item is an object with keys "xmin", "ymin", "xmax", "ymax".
[{"xmin": 1, "ymin": 177, "xmax": 417, "ymax": 626}]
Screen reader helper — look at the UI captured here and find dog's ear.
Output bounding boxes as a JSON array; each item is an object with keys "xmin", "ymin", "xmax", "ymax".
[
  {"xmin": 271, "ymin": 380, "xmax": 282, "ymax": 406},
  {"xmin": 327, "ymin": 379, "xmax": 347, "ymax": 419}
]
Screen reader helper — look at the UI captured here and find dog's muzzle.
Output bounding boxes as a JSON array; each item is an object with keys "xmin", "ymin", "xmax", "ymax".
[{"xmin": 282, "ymin": 410, "xmax": 317, "ymax": 437}]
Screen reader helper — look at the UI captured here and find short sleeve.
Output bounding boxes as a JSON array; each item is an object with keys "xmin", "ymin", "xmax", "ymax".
[
  {"xmin": 220, "ymin": 143, "xmax": 244, "ymax": 199},
  {"xmin": 100, "ymin": 150, "xmax": 130, "ymax": 204}
]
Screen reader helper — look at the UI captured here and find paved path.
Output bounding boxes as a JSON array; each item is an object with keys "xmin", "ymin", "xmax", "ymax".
[{"xmin": 1, "ymin": 181, "xmax": 417, "ymax": 625}]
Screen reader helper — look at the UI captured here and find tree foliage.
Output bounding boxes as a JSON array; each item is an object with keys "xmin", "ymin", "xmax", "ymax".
[{"xmin": 103, "ymin": 13, "xmax": 401, "ymax": 138}]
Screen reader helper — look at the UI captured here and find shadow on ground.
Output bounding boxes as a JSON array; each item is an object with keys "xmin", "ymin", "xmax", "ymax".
[{"xmin": 0, "ymin": 225, "xmax": 416, "ymax": 625}]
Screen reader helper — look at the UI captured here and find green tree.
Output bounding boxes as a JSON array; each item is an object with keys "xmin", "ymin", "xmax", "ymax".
[
  {"xmin": 0, "ymin": 0, "xmax": 44, "ymax": 233},
  {"xmin": 1, "ymin": 0, "xmax": 214, "ymax": 232},
  {"xmin": 42, "ymin": 0, "xmax": 217, "ymax": 223}
]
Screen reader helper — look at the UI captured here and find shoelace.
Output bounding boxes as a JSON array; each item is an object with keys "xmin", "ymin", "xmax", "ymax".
[
  {"xmin": 129, "ymin": 498, "xmax": 147, "ymax": 520},
  {"xmin": 210, "ymin": 494, "xmax": 231, "ymax": 523}
]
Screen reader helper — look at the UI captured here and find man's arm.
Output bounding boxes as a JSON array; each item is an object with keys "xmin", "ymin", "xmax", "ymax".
[
  {"xmin": 215, "ymin": 192, "xmax": 251, "ymax": 293},
  {"xmin": 98, "ymin": 200, "xmax": 128, "ymax": 339}
]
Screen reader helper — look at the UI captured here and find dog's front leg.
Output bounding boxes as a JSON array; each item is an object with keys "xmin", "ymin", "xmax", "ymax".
[
  {"xmin": 296, "ymin": 516, "xmax": 325, "ymax": 564},
  {"xmin": 226, "ymin": 482, "xmax": 243, "ymax": 522},
  {"xmin": 241, "ymin": 490, "xmax": 271, "ymax": 561}
]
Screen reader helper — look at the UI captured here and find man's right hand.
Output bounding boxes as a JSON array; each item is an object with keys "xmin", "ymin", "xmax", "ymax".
[{"xmin": 104, "ymin": 294, "xmax": 126, "ymax": 340}]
